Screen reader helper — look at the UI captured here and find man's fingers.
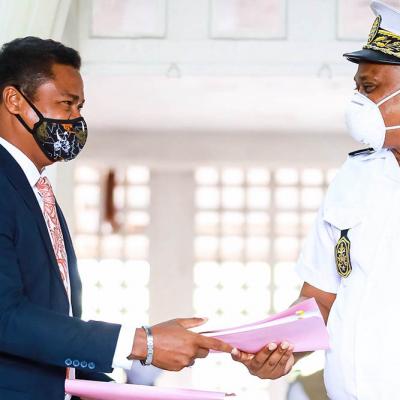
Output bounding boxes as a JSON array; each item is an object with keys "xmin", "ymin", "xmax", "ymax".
[
  {"xmin": 199, "ymin": 336, "xmax": 233, "ymax": 353},
  {"xmin": 275, "ymin": 349, "xmax": 292, "ymax": 370},
  {"xmin": 231, "ymin": 348, "xmax": 241, "ymax": 362},
  {"xmin": 231, "ymin": 348, "xmax": 255, "ymax": 365},
  {"xmin": 196, "ymin": 348, "xmax": 210, "ymax": 359},
  {"xmin": 274, "ymin": 345, "xmax": 294, "ymax": 374},
  {"xmin": 284, "ymin": 353, "xmax": 295, "ymax": 374},
  {"xmin": 249, "ymin": 343, "xmax": 277, "ymax": 370},
  {"xmin": 268, "ymin": 342, "xmax": 291, "ymax": 371},
  {"xmin": 254, "ymin": 343, "xmax": 277, "ymax": 365},
  {"xmin": 177, "ymin": 317, "xmax": 208, "ymax": 329}
]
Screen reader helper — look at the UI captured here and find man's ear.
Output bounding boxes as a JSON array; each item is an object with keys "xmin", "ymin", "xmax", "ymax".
[{"xmin": 2, "ymin": 86, "xmax": 23, "ymax": 115}]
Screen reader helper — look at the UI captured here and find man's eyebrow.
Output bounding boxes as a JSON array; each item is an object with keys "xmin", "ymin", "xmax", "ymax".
[
  {"xmin": 357, "ymin": 74, "xmax": 377, "ymax": 82},
  {"xmin": 60, "ymin": 91, "xmax": 83, "ymax": 102}
]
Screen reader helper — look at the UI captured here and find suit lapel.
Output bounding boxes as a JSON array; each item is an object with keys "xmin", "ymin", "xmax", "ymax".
[
  {"xmin": 57, "ymin": 202, "xmax": 82, "ymax": 317},
  {"xmin": 0, "ymin": 145, "xmax": 69, "ymax": 305}
]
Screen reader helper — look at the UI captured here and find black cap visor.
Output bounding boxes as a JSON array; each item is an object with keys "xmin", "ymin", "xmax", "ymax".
[{"xmin": 343, "ymin": 48, "xmax": 400, "ymax": 65}]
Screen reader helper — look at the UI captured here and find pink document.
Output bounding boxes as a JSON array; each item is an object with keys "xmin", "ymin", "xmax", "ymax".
[
  {"xmin": 65, "ymin": 379, "xmax": 230, "ymax": 400},
  {"xmin": 202, "ymin": 298, "xmax": 329, "ymax": 353}
]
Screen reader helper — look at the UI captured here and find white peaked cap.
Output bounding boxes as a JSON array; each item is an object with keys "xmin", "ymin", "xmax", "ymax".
[
  {"xmin": 371, "ymin": 1, "xmax": 400, "ymax": 35},
  {"xmin": 344, "ymin": 1, "xmax": 400, "ymax": 64}
]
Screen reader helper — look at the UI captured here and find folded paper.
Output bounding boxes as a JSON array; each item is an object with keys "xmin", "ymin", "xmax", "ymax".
[
  {"xmin": 201, "ymin": 298, "xmax": 329, "ymax": 353},
  {"xmin": 65, "ymin": 379, "xmax": 230, "ymax": 400}
]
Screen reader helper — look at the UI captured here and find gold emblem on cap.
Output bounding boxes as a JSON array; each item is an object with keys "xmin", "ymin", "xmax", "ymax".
[
  {"xmin": 368, "ymin": 15, "xmax": 382, "ymax": 45},
  {"xmin": 364, "ymin": 27, "xmax": 400, "ymax": 57},
  {"xmin": 335, "ymin": 230, "xmax": 352, "ymax": 278}
]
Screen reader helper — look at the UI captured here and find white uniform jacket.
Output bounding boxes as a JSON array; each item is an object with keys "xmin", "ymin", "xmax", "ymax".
[{"xmin": 296, "ymin": 149, "xmax": 400, "ymax": 400}]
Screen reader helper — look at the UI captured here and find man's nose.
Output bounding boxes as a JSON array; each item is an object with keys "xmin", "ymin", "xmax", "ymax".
[{"xmin": 70, "ymin": 106, "xmax": 82, "ymax": 119}]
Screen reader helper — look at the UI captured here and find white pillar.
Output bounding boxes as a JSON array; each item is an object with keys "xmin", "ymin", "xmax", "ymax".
[
  {"xmin": 148, "ymin": 169, "xmax": 195, "ymax": 324},
  {"xmin": 0, "ymin": 0, "xmax": 72, "ymax": 45}
]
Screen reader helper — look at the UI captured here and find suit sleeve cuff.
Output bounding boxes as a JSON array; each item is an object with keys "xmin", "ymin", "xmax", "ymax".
[{"xmin": 111, "ymin": 325, "xmax": 135, "ymax": 370}]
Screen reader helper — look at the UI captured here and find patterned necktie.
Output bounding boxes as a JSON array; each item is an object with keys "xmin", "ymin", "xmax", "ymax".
[
  {"xmin": 35, "ymin": 177, "xmax": 71, "ymax": 298},
  {"xmin": 36, "ymin": 177, "xmax": 72, "ymax": 382}
]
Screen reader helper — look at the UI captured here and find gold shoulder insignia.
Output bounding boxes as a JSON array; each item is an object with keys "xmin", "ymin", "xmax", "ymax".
[{"xmin": 335, "ymin": 229, "xmax": 352, "ymax": 278}]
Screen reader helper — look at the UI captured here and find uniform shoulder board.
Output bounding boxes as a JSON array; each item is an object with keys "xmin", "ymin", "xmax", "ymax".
[{"xmin": 348, "ymin": 148, "xmax": 375, "ymax": 157}]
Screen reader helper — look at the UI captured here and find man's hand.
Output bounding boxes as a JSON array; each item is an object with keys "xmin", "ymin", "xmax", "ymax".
[
  {"xmin": 130, "ymin": 318, "xmax": 233, "ymax": 371},
  {"xmin": 231, "ymin": 342, "xmax": 294, "ymax": 380},
  {"xmin": 229, "ymin": 284, "xmax": 334, "ymax": 381}
]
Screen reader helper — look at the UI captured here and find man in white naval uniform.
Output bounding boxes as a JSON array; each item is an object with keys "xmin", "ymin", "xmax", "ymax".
[{"xmin": 231, "ymin": 1, "xmax": 400, "ymax": 399}]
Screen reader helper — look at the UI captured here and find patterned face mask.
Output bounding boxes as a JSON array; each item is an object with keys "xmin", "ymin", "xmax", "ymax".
[{"xmin": 15, "ymin": 89, "xmax": 88, "ymax": 162}]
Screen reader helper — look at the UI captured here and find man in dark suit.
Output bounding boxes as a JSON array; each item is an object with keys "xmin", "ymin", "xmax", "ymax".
[{"xmin": 0, "ymin": 37, "xmax": 231, "ymax": 400}]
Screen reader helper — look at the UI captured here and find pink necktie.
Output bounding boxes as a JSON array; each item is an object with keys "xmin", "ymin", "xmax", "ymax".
[
  {"xmin": 36, "ymin": 177, "xmax": 72, "ymax": 380},
  {"xmin": 36, "ymin": 177, "xmax": 71, "ymax": 298}
]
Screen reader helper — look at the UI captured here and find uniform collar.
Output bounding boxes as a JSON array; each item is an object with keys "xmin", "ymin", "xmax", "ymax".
[
  {"xmin": 383, "ymin": 149, "xmax": 400, "ymax": 182},
  {"xmin": 360, "ymin": 148, "xmax": 400, "ymax": 182},
  {"xmin": 0, "ymin": 137, "xmax": 46, "ymax": 188},
  {"xmin": 358, "ymin": 148, "xmax": 390, "ymax": 161}
]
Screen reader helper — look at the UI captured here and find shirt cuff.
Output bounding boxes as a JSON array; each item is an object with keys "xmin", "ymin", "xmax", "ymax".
[{"xmin": 112, "ymin": 325, "xmax": 135, "ymax": 370}]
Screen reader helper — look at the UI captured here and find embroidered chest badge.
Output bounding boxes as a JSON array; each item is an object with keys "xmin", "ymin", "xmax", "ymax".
[{"xmin": 335, "ymin": 229, "xmax": 352, "ymax": 278}]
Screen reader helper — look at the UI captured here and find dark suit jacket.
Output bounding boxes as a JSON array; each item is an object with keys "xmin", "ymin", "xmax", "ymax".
[{"xmin": 0, "ymin": 144, "xmax": 121, "ymax": 399}]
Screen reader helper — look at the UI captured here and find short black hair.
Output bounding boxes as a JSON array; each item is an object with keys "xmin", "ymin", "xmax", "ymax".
[{"xmin": 0, "ymin": 36, "xmax": 81, "ymax": 102}]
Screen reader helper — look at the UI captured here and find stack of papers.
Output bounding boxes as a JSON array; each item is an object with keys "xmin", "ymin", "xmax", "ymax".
[
  {"xmin": 65, "ymin": 380, "xmax": 232, "ymax": 400},
  {"xmin": 65, "ymin": 299, "xmax": 328, "ymax": 399},
  {"xmin": 201, "ymin": 298, "xmax": 329, "ymax": 353}
]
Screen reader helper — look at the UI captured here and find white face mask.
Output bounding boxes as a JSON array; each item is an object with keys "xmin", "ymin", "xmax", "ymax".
[{"xmin": 345, "ymin": 89, "xmax": 400, "ymax": 151}]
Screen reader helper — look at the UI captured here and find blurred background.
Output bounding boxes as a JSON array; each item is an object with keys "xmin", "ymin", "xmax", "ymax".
[{"xmin": 0, "ymin": 0, "xmax": 387, "ymax": 398}]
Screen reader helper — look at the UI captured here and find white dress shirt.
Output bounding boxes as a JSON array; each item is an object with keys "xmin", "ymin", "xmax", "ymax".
[
  {"xmin": 0, "ymin": 138, "xmax": 134, "ymax": 398},
  {"xmin": 296, "ymin": 148, "xmax": 400, "ymax": 399}
]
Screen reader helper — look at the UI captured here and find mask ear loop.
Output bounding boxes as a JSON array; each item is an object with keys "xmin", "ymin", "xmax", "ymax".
[
  {"xmin": 15, "ymin": 114, "xmax": 34, "ymax": 134},
  {"xmin": 13, "ymin": 87, "xmax": 44, "ymax": 134},
  {"xmin": 377, "ymin": 88, "xmax": 400, "ymax": 107},
  {"xmin": 15, "ymin": 88, "xmax": 45, "ymax": 120},
  {"xmin": 376, "ymin": 88, "xmax": 400, "ymax": 131}
]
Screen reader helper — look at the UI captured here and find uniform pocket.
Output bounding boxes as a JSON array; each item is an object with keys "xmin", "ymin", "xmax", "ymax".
[{"xmin": 323, "ymin": 206, "xmax": 362, "ymax": 231}]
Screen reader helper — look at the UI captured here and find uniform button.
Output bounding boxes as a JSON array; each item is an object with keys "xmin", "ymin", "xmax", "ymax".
[
  {"xmin": 88, "ymin": 362, "xmax": 95, "ymax": 370},
  {"xmin": 73, "ymin": 359, "xmax": 80, "ymax": 367},
  {"xmin": 81, "ymin": 361, "xmax": 88, "ymax": 368},
  {"xmin": 65, "ymin": 358, "xmax": 72, "ymax": 366}
]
